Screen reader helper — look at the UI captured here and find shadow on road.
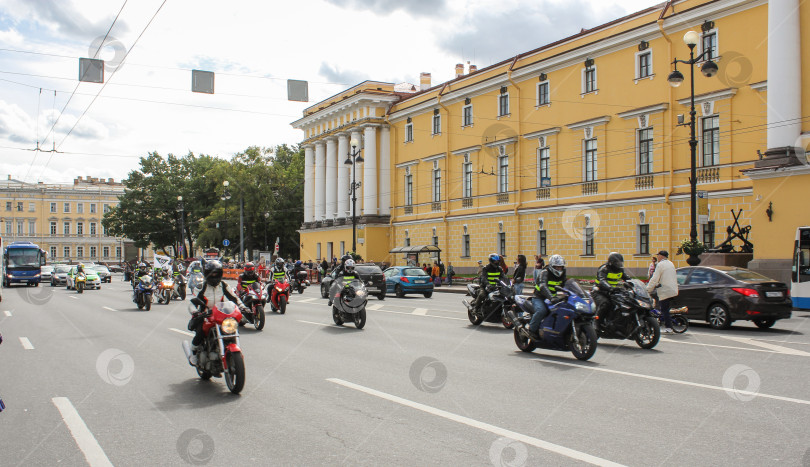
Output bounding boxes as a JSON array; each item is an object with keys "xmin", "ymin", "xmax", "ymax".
[{"xmin": 153, "ymin": 379, "xmax": 241, "ymax": 411}]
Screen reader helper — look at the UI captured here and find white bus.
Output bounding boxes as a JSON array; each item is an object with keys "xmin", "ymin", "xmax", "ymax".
[{"xmin": 793, "ymin": 227, "xmax": 810, "ymax": 310}]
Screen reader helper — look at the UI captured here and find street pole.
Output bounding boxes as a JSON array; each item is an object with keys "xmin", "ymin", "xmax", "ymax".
[
  {"xmin": 177, "ymin": 196, "xmax": 185, "ymax": 260},
  {"xmin": 239, "ymin": 197, "xmax": 244, "ymax": 261},
  {"xmin": 344, "ymin": 138, "xmax": 363, "ymax": 254}
]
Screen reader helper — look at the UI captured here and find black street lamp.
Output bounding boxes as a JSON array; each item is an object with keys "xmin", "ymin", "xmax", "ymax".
[
  {"xmin": 667, "ymin": 30, "xmax": 718, "ymax": 266},
  {"xmin": 264, "ymin": 211, "xmax": 269, "ymax": 251},
  {"xmin": 177, "ymin": 196, "xmax": 185, "ymax": 259},
  {"xmin": 221, "ymin": 180, "xmax": 231, "ymax": 256},
  {"xmin": 344, "ymin": 138, "xmax": 364, "ymax": 253}
]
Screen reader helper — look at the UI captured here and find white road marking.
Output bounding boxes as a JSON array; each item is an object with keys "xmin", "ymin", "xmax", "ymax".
[
  {"xmin": 19, "ymin": 337, "xmax": 34, "ymax": 350},
  {"xmin": 4, "ymin": 310, "xmax": 11, "ymax": 317},
  {"xmin": 52, "ymin": 397, "xmax": 113, "ymax": 467},
  {"xmin": 717, "ymin": 335, "xmax": 810, "ymax": 357},
  {"xmin": 102, "ymin": 306, "xmax": 117, "ymax": 312},
  {"xmin": 297, "ymin": 320, "xmax": 331, "ymax": 327},
  {"xmin": 535, "ymin": 358, "xmax": 810, "ymax": 406},
  {"xmin": 412, "ymin": 308, "xmax": 428, "ymax": 315},
  {"xmin": 295, "ymin": 297, "xmax": 317, "ymax": 303},
  {"xmin": 68, "ymin": 296, "xmax": 78, "ymax": 300},
  {"xmin": 368, "ymin": 303, "xmax": 384, "ymax": 310},
  {"xmin": 375, "ymin": 308, "xmax": 466, "ymax": 321},
  {"xmin": 327, "ymin": 378, "xmax": 624, "ymax": 467},
  {"xmin": 168, "ymin": 328, "xmax": 194, "ymax": 337},
  {"xmin": 662, "ymin": 337, "xmax": 806, "ymax": 356}
]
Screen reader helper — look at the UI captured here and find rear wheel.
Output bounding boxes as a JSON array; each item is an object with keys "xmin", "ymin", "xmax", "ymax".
[
  {"xmin": 298, "ymin": 287, "xmax": 304, "ymax": 294},
  {"xmin": 468, "ymin": 308, "xmax": 484, "ymax": 325},
  {"xmin": 753, "ymin": 318, "xmax": 776, "ymax": 329},
  {"xmin": 332, "ymin": 306, "xmax": 344, "ymax": 326},
  {"xmin": 423, "ymin": 292, "xmax": 433, "ymax": 298},
  {"xmin": 395, "ymin": 284, "xmax": 405, "ymax": 298},
  {"xmin": 321, "ymin": 284, "xmax": 329, "ymax": 298},
  {"xmin": 635, "ymin": 316, "xmax": 661, "ymax": 349},
  {"xmin": 196, "ymin": 367, "xmax": 212, "ymax": 380},
  {"xmin": 671, "ymin": 315, "xmax": 689, "ymax": 333},
  {"xmin": 514, "ymin": 329, "xmax": 537, "ymax": 352},
  {"xmin": 569, "ymin": 324, "xmax": 598, "ymax": 360},
  {"xmin": 377, "ymin": 293, "xmax": 385, "ymax": 301},
  {"xmin": 707, "ymin": 303, "xmax": 732, "ymax": 330},
  {"xmin": 254, "ymin": 306, "xmax": 266, "ymax": 331},
  {"xmin": 502, "ymin": 311, "xmax": 514, "ymax": 329},
  {"xmin": 354, "ymin": 308, "xmax": 366, "ymax": 329},
  {"xmin": 278, "ymin": 296, "xmax": 287, "ymax": 314},
  {"xmin": 224, "ymin": 352, "xmax": 245, "ymax": 394}
]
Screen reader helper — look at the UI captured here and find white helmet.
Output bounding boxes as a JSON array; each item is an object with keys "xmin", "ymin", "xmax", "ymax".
[
  {"xmin": 548, "ymin": 254, "xmax": 566, "ymax": 278},
  {"xmin": 344, "ymin": 258, "xmax": 355, "ymax": 273}
]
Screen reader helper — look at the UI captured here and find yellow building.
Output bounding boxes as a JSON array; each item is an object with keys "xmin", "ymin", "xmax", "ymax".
[
  {"xmin": 294, "ymin": 0, "xmax": 809, "ymax": 278},
  {"xmin": 0, "ymin": 175, "xmax": 132, "ymax": 264}
]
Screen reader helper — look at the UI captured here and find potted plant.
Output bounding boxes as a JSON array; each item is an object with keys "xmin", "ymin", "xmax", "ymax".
[{"xmin": 676, "ymin": 239, "xmax": 705, "ymax": 266}]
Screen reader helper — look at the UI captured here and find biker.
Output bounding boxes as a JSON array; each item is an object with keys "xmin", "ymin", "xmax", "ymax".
[
  {"xmin": 467, "ymin": 253, "xmax": 508, "ymax": 311},
  {"xmin": 332, "ymin": 254, "xmax": 353, "ymax": 276},
  {"xmin": 187, "ymin": 260, "xmax": 247, "ymax": 365},
  {"xmin": 76, "ymin": 263, "xmax": 85, "ymax": 275},
  {"xmin": 527, "ymin": 254, "xmax": 567, "ymax": 340},
  {"xmin": 292, "ymin": 260, "xmax": 306, "ymax": 284},
  {"xmin": 132, "ymin": 262, "xmax": 152, "ymax": 301},
  {"xmin": 328, "ymin": 258, "xmax": 357, "ymax": 306},
  {"xmin": 237, "ymin": 262, "xmax": 261, "ymax": 296},
  {"xmin": 270, "ymin": 257, "xmax": 287, "ymax": 283},
  {"xmin": 593, "ymin": 252, "xmax": 631, "ymax": 324}
]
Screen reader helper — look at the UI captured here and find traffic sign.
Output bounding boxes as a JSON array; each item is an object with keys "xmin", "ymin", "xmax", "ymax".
[{"xmin": 223, "ymin": 239, "xmax": 230, "ymax": 247}]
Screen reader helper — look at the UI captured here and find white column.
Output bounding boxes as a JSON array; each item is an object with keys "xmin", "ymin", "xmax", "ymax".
[
  {"xmin": 362, "ymin": 125, "xmax": 378, "ymax": 216},
  {"xmin": 314, "ymin": 142, "xmax": 326, "ymax": 221},
  {"xmin": 337, "ymin": 134, "xmax": 349, "ymax": 219},
  {"xmin": 350, "ymin": 130, "xmax": 363, "ymax": 215},
  {"xmin": 379, "ymin": 125, "xmax": 391, "ymax": 216},
  {"xmin": 303, "ymin": 145, "xmax": 314, "ymax": 223},
  {"xmin": 767, "ymin": 0, "xmax": 802, "ymax": 149},
  {"xmin": 325, "ymin": 137, "xmax": 337, "ymax": 220}
]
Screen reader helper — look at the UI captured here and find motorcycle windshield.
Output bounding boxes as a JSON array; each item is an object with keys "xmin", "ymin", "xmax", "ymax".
[
  {"xmin": 628, "ymin": 279, "xmax": 651, "ymax": 300},
  {"xmin": 563, "ymin": 279, "xmax": 589, "ymax": 298},
  {"xmin": 331, "ymin": 278, "xmax": 368, "ymax": 308}
]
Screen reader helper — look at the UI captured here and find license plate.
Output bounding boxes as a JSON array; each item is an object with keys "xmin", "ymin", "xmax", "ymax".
[
  {"xmin": 417, "ymin": 279, "xmax": 427, "ymax": 284},
  {"xmin": 765, "ymin": 291, "xmax": 783, "ymax": 298}
]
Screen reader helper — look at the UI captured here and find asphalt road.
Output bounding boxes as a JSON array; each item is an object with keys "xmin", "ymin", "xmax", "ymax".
[{"xmin": 1, "ymin": 276, "xmax": 810, "ymax": 466}]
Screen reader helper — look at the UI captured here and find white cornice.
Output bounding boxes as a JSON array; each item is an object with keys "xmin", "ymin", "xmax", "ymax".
[
  {"xmin": 450, "ymin": 145, "xmax": 482, "ymax": 155},
  {"xmin": 422, "ymin": 153, "xmax": 446, "ymax": 162},
  {"xmin": 677, "ymin": 88, "xmax": 737, "ymax": 106},
  {"xmin": 616, "ymin": 103, "xmax": 668, "ymax": 120},
  {"xmin": 522, "ymin": 127, "xmax": 561, "ymax": 139},
  {"xmin": 749, "ymin": 81, "xmax": 767, "ymax": 92},
  {"xmin": 484, "ymin": 137, "xmax": 517, "ymax": 148},
  {"xmin": 567, "ymin": 116, "xmax": 610, "ymax": 130},
  {"xmin": 388, "ymin": 98, "xmax": 439, "ymax": 123},
  {"xmin": 742, "ymin": 164, "xmax": 810, "ymax": 180},
  {"xmin": 291, "ymin": 93, "xmax": 398, "ymax": 129},
  {"xmin": 395, "ymin": 160, "xmax": 420, "ymax": 169}
]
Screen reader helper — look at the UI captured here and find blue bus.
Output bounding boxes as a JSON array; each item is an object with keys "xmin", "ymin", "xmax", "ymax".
[
  {"xmin": 793, "ymin": 227, "xmax": 810, "ymax": 310},
  {"xmin": 3, "ymin": 241, "xmax": 46, "ymax": 287}
]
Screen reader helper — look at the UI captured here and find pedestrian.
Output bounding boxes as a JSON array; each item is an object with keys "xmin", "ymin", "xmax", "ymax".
[
  {"xmin": 499, "ymin": 255, "xmax": 508, "ymax": 275},
  {"xmin": 431, "ymin": 262, "xmax": 441, "ymax": 287},
  {"xmin": 438, "ymin": 260, "xmax": 445, "ymax": 282},
  {"xmin": 646, "ymin": 250, "xmax": 679, "ymax": 333},
  {"xmin": 513, "ymin": 254, "xmax": 527, "ymax": 295},
  {"xmin": 476, "ymin": 260, "xmax": 483, "ymax": 277},
  {"xmin": 648, "ymin": 255, "xmax": 658, "ymax": 280},
  {"xmin": 533, "ymin": 255, "xmax": 545, "ymax": 284},
  {"xmin": 423, "ymin": 263, "xmax": 429, "ymax": 275},
  {"xmin": 446, "ymin": 263, "xmax": 455, "ymax": 285},
  {"xmin": 320, "ymin": 258, "xmax": 328, "ymax": 282}
]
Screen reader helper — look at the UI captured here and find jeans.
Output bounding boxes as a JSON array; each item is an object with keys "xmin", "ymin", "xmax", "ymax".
[
  {"xmin": 529, "ymin": 297, "xmax": 550, "ymax": 333},
  {"xmin": 659, "ymin": 297, "xmax": 673, "ymax": 328},
  {"xmin": 514, "ymin": 283, "xmax": 524, "ymax": 296}
]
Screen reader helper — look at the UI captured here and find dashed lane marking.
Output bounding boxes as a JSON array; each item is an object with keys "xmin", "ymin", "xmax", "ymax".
[
  {"xmin": 52, "ymin": 397, "xmax": 113, "ymax": 467},
  {"xmin": 412, "ymin": 308, "xmax": 428, "ymax": 315},
  {"xmin": 295, "ymin": 297, "xmax": 318, "ymax": 303},
  {"xmin": 297, "ymin": 320, "xmax": 331, "ymax": 327},
  {"xmin": 68, "ymin": 296, "xmax": 78, "ymax": 300},
  {"xmin": 102, "ymin": 306, "xmax": 117, "ymax": 312},
  {"xmin": 368, "ymin": 303, "xmax": 384, "ymax": 310},
  {"xmin": 168, "ymin": 328, "xmax": 194, "ymax": 337},
  {"xmin": 717, "ymin": 335, "xmax": 810, "ymax": 357},
  {"xmin": 3, "ymin": 310, "xmax": 11, "ymax": 317},
  {"xmin": 19, "ymin": 337, "xmax": 34, "ymax": 350},
  {"xmin": 662, "ymin": 337, "xmax": 810, "ymax": 357},
  {"xmin": 374, "ymin": 308, "xmax": 466, "ymax": 321}
]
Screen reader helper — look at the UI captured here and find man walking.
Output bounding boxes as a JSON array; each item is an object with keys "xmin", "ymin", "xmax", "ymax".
[{"xmin": 646, "ymin": 250, "xmax": 678, "ymax": 333}]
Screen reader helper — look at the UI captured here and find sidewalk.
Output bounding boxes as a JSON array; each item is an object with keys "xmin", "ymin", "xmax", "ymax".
[{"xmin": 432, "ymin": 283, "xmax": 469, "ymax": 294}]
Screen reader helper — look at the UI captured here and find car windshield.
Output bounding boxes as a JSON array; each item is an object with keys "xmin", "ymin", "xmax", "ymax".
[
  {"xmin": 96, "ymin": 266, "xmax": 110, "ymax": 273},
  {"xmin": 403, "ymin": 268, "xmax": 428, "ymax": 276},
  {"xmin": 725, "ymin": 269, "xmax": 773, "ymax": 281},
  {"xmin": 55, "ymin": 265, "xmax": 70, "ymax": 273},
  {"xmin": 42, "ymin": 266, "xmax": 54, "ymax": 273}
]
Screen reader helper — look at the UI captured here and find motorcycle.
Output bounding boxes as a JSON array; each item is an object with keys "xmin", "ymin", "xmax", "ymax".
[
  {"xmin": 157, "ymin": 276, "xmax": 175, "ymax": 304},
  {"xmin": 238, "ymin": 282, "xmax": 267, "ymax": 331},
  {"xmin": 182, "ymin": 298, "xmax": 245, "ymax": 394},
  {"xmin": 292, "ymin": 270, "xmax": 310, "ymax": 294},
  {"xmin": 172, "ymin": 273, "xmax": 187, "ymax": 301},
  {"xmin": 595, "ymin": 279, "xmax": 661, "ymax": 349},
  {"xmin": 329, "ymin": 276, "xmax": 367, "ymax": 329},
  {"xmin": 187, "ymin": 270, "xmax": 204, "ymax": 296},
  {"xmin": 651, "ymin": 293, "xmax": 689, "ymax": 333},
  {"xmin": 268, "ymin": 275, "xmax": 292, "ymax": 314},
  {"xmin": 462, "ymin": 281, "xmax": 514, "ymax": 328},
  {"xmin": 75, "ymin": 272, "xmax": 87, "ymax": 294},
  {"xmin": 508, "ymin": 279, "xmax": 598, "ymax": 361},
  {"xmin": 133, "ymin": 275, "xmax": 154, "ymax": 311}
]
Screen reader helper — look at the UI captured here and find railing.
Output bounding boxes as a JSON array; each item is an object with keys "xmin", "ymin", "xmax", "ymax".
[
  {"xmin": 536, "ymin": 188, "xmax": 550, "ymax": 200},
  {"xmin": 697, "ymin": 167, "xmax": 720, "ymax": 183},
  {"xmin": 461, "ymin": 197, "xmax": 473, "ymax": 208},
  {"xmin": 634, "ymin": 175, "xmax": 654, "ymax": 190},
  {"xmin": 404, "ymin": 205, "xmax": 413, "ymax": 215},
  {"xmin": 497, "ymin": 193, "xmax": 509, "ymax": 204},
  {"xmin": 431, "ymin": 201, "xmax": 442, "ymax": 212},
  {"xmin": 581, "ymin": 182, "xmax": 598, "ymax": 195}
]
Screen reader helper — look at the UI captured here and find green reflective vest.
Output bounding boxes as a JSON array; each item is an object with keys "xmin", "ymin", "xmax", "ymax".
[
  {"xmin": 486, "ymin": 271, "xmax": 500, "ymax": 285},
  {"xmin": 606, "ymin": 271, "xmax": 623, "ymax": 287},
  {"xmin": 537, "ymin": 278, "xmax": 563, "ymax": 293},
  {"xmin": 273, "ymin": 271, "xmax": 286, "ymax": 280}
]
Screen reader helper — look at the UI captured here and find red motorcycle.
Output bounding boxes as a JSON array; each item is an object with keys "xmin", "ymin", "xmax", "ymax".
[
  {"xmin": 268, "ymin": 275, "xmax": 291, "ymax": 314},
  {"xmin": 182, "ymin": 298, "xmax": 246, "ymax": 394},
  {"xmin": 238, "ymin": 282, "xmax": 266, "ymax": 331}
]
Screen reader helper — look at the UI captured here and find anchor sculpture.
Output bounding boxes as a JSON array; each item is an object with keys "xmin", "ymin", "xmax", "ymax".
[{"xmin": 708, "ymin": 209, "xmax": 754, "ymax": 253}]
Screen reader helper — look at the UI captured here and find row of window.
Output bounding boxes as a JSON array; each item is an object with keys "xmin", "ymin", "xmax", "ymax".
[
  {"xmin": 48, "ymin": 245, "xmax": 122, "ymax": 260},
  {"xmin": 4, "ymin": 220, "xmax": 112, "ymax": 236},
  {"xmin": 3, "ymin": 201, "xmax": 112, "ymax": 214}
]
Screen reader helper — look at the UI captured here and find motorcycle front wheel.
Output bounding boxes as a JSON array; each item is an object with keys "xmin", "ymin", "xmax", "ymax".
[
  {"xmin": 514, "ymin": 328, "xmax": 537, "ymax": 352},
  {"xmin": 145, "ymin": 297, "xmax": 152, "ymax": 311},
  {"xmin": 354, "ymin": 308, "xmax": 366, "ymax": 329},
  {"xmin": 165, "ymin": 291, "xmax": 171, "ymax": 305},
  {"xmin": 635, "ymin": 316, "xmax": 661, "ymax": 349},
  {"xmin": 332, "ymin": 306, "xmax": 344, "ymax": 326},
  {"xmin": 179, "ymin": 286, "xmax": 186, "ymax": 301},
  {"xmin": 77, "ymin": 283, "xmax": 84, "ymax": 294},
  {"xmin": 254, "ymin": 306, "xmax": 265, "ymax": 331},
  {"xmin": 502, "ymin": 311, "xmax": 514, "ymax": 329},
  {"xmin": 468, "ymin": 308, "xmax": 484, "ymax": 325},
  {"xmin": 224, "ymin": 352, "xmax": 245, "ymax": 394},
  {"xmin": 569, "ymin": 324, "xmax": 598, "ymax": 361},
  {"xmin": 196, "ymin": 367, "xmax": 212, "ymax": 380},
  {"xmin": 278, "ymin": 295, "xmax": 287, "ymax": 314},
  {"xmin": 137, "ymin": 294, "xmax": 144, "ymax": 310}
]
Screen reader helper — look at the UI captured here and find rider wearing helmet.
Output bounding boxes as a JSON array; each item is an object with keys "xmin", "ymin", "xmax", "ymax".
[
  {"xmin": 467, "ymin": 253, "xmax": 508, "ymax": 311},
  {"xmin": 593, "ymin": 252, "xmax": 631, "ymax": 323},
  {"xmin": 187, "ymin": 260, "xmax": 247, "ymax": 365},
  {"xmin": 237, "ymin": 262, "xmax": 260, "ymax": 296},
  {"xmin": 76, "ymin": 263, "xmax": 85, "ymax": 275},
  {"xmin": 527, "ymin": 254, "xmax": 568, "ymax": 340},
  {"xmin": 327, "ymin": 259, "xmax": 358, "ymax": 306},
  {"xmin": 271, "ymin": 257, "xmax": 287, "ymax": 282},
  {"xmin": 331, "ymin": 254, "xmax": 353, "ymax": 276}
]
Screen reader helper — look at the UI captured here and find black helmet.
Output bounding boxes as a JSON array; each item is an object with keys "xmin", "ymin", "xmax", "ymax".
[
  {"xmin": 607, "ymin": 252, "xmax": 624, "ymax": 272},
  {"xmin": 488, "ymin": 253, "xmax": 500, "ymax": 266},
  {"xmin": 204, "ymin": 260, "xmax": 223, "ymax": 287}
]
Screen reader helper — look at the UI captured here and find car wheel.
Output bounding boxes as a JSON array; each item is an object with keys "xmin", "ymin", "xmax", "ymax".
[
  {"xmin": 377, "ymin": 293, "xmax": 385, "ymax": 301},
  {"xmin": 423, "ymin": 292, "xmax": 433, "ymax": 298},
  {"xmin": 753, "ymin": 318, "xmax": 776, "ymax": 329},
  {"xmin": 707, "ymin": 302, "xmax": 732, "ymax": 330},
  {"xmin": 395, "ymin": 284, "xmax": 405, "ymax": 298}
]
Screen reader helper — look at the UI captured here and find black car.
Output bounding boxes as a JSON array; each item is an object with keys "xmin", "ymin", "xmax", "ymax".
[
  {"xmin": 95, "ymin": 265, "xmax": 112, "ymax": 283},
  {"xmin": 320, "ymin": 263, "xmax": 386, "ymax": 300},
  {"xmin": 672, "ymin": 266, "xmax": 793, "ymax": 329}
]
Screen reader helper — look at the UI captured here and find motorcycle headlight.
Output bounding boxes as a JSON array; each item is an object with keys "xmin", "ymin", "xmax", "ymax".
[
  {"xmin": 221, "ymin": 318, "xmax": 238, "ymax": 334},
  {"xmin": 356, "ymin": 290, "xmax": 367, "ymax": 298},
  {"xmin": 275, "ymin": 286, "xmax": 283, "ymax": 292},
  {"xmin": 636, "ymin": 299, "xmax": 651, "ymax": 309},
  {"xmin": 575, "ymin": 302, "xmax": 589, "ymax": 313}
]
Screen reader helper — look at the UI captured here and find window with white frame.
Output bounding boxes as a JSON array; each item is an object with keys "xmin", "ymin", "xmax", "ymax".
[
  {"xmin": 50, "ymin": 246, "xmax": 56, "ymax": 259},
  {"xmin": 462, "ymin": 155, "xmax": 472, "ymax": 198},
  {"xmin": 77, "ymin": 222, "xmax": 83, "ymax": 236},
  {"xmin": 103, "ymin": 246, "xmax": 110, "ymax": 258},
  {"xmin": 90, "ymin": 203, "xmax": 96, "ymax": 214},
  {"xmin": 462, "ymin": 104, "xmax": 473, "ymax": 126},
  {"xmin": 17, "ymin": 221, "xmax": 23, "ymax": 235},
  {"xmin": 63, "ymin": 221, "xmax": 70, "ymax": 235},
  {"xmin": 537, "ymin": 81, "xmax": 549, "ymax": 106},
  {"xmin": 28, "ymin": 221, "xmax": 35, "ymax": 235},
  {"xmin": 638, "ymin": 224, "xmax": 650, "ymax": 255},
  {"xmin": 50, "ymin": 221, "xmax": 56, "ymax": 235},
  {"xmin": 64, "ymin": 246, "xmax": 70, "ymax": 258},
  {"xmin": 584, "ymin": 138, "xmax": 598, "ymax": 181},
  {"xmin": 77, "ymin": 203, "xmax": 84, "ymax": 214},
  {"xmin": 584, "ymin": 227, "xmax": 595, "ymax": 256},
  {"xmin": 497, "ymin": 232, "xmax": 506, "ymax": 256},
  {"xmin": 538, "ymin": 146, "xmax": 550, "ymax": 186},
  {"xmin": 498, "ymin": 91, "xmax": 509, "ymax": 116},
  {"xmin": 404, "ymin": 230, "xmax": 410, "ymax": 247},
  {"xmin": 404, "ymin": 171, "xmax": 413, "ymax": 206},
  {"xmin": 432, "ymin": 111, "xmax": 441, "ymax": 135},
  {"xmin": 405, "ymin": 121, "xmax": 414, "ymax": 142},
  {"xmin": 16, "ymin": 202, "xmax": 22, "ymax": 212},
  {"xmin": 637, "ymin": 51, "xmax": 652, "ymax": 79},
  {"xmin": 701, "ymin": 115, "xmax": 719, "ymax": 166},
  {"xmin": 90, "ymin": 246, "xmax": 96, "ymax": 259},
  {"xmin": 702, "ymin": 221, "xmax": 716, "ymax": 248},
  {"xmin": 77, "ymin": 246, "xmax": 83, "ymax": 258},
  {"xmin": 583, "ymin": 66, "xmax": 597, "ymax": 94},
  {"xmin": 432, "ymin": 163, "xmax": 441, "ymax": 202},
  {"xmin": 103, "ymin": 204, "xmax": 110, "ymax": 213},
  {"xmin": 537, "ymin": 230, "xmax": 547, "ymax": 256},
  {"xmin": 5, "ymin": 221, "xmax": 10, "ymax": 234},
  {"xmin": 28, "ymin": 202, "xmax": 35, "ymax": 212},
  {"xmin": 701, "ymin": 30, "xmax": 717, "ymax": 61},
  {"xmin": 638, "ymin": 127, "xmax": 654, "ymax": 174},
  {"xmin": 462, "ymin": 233, "xmax": 470, "ymax": 257},
  {"xmin": 63, "ymin": 202, "xmax": 70, "ymax": 213},
  {"xmin": 90, "ymin": 222, "xmax": 96, "ymax": 236},
  {"xmin": 116, "ymin": 246, "xmax": 121, "ymax": 259},
  {"xmin": 50, "ymin": 202, "xmax": 56, "ymax": 213},
  {"xmin": 498, "ymin": 146, "xmax": 509, "ymax": 193}
]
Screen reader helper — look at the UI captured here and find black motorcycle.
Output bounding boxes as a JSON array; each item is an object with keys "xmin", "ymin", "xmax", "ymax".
[
  {"xmin": 595, "ymin": 279, "xmax": 660, "ymax": 349},
  {"xmin": 172, "ymin": 273, "xmax": 187, "ymax": 301},
  {"xmin": 292, "ymin": 270, "xmax": 310, "ymax": 294},
  {"xmin": 462, "ymin": 280, "xmax": 514, "ymax": 328}
]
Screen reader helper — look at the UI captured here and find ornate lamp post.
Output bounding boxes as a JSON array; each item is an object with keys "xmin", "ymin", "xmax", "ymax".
[
  {"xmin": 221, "ymin": 180, "xmax": 231, "ymax": 256},
  {"xmin": 667, "ymin": 30, "xmax": 718, "ymax": 266},
  {"xmin": 343, "ymin": 138, "xmax": 364, "ymax": 253},
  {"xmin": 177, "ymin": 196, "xmax": 185, "ymax": 259}
]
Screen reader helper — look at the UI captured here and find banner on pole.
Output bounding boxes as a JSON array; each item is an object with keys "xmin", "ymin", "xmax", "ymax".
[{"xmin": 698, "ymin": 191, "xmax": 709, "ymax": 224}]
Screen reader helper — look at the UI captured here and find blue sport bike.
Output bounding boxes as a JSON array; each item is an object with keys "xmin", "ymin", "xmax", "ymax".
[{"xmin": 508, "ymin": 279, "xmax": 598, "ymax": 361}]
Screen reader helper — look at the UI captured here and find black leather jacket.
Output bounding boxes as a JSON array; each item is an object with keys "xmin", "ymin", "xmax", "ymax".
[
  {"xmin": 533, "ymin": 267, "xmax": 567, "ymax": 300},
  {"xmin": 479, "ymin": 263, "xmax": 507, "ymax": 288},
  {"xmin": 596, "ymin": 263, "xmax": 630, "ymax": 292}
]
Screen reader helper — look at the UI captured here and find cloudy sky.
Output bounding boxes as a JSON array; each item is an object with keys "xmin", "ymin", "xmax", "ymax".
[{"xmin": 0, "ymin": 0, "xmax": 662, "ymax": 184}]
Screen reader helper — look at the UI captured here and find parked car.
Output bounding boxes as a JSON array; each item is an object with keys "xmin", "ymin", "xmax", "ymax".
[
  {"xmin": 51, "ymin": 265, "xmax": 71, "ymax": 286},
  {"xmin": 672, "ymin": 266, "xmax": 792, "ymax": 329},
  {"xmin": 40, "ymin": 265, "xmax": 54, "ymax": 283},
  {"xmin": 320, "ymin": 263, "xmax": 386, "ymax": 300},
  {"xmin": 107, "ymin": 264, "xmax": 124, "ymax": 273},
  {"xmin": 95, "ymin": 265, "xmax": 112, "ymax": 283},
  {"xmin": 66, "ymin": 266, "xmax": 102, "ymax": 290},
  {"xmin": 383, "ymin": 266, "xmax": 434, "ymax": 298}
]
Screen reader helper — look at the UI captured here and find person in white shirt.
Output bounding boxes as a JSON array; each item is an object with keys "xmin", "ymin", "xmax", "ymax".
[{"xmin": 646, "ymin": 250, "xmax": 679, "ymax": 333}]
